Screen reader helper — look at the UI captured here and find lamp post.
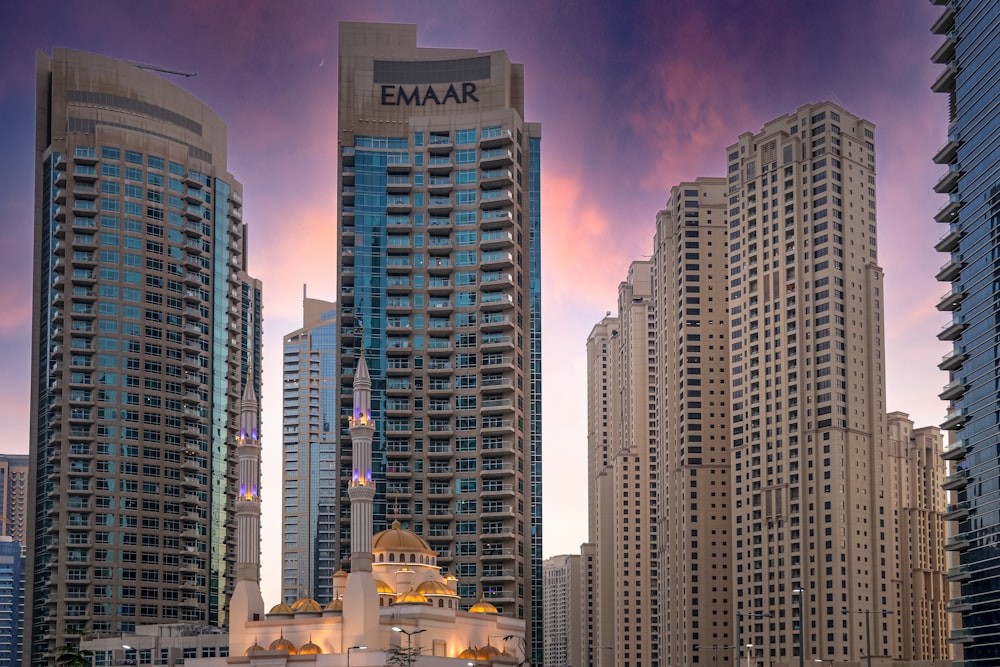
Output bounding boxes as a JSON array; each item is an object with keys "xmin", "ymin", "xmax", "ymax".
[
  {"xmin": 793, "ymin": 587, "xmax": 805, "ymax": 667},
  {"xmin": 841, "ymin": 608, "xmax": 894, "ymax": 667},
  {"xmin": 347, "ymin": 645, "xmax": 366, "ymax": 667},
  {"xmin": 735, "ymin": 611, "xmax": 772, "ymax": 667},
  {"xmin": 745, "ymin": 644, "xmax": 754, "ymax": 667},
  {"xmin": 392, "ymin": 627, "xmax": 426, "ymax": 667}
]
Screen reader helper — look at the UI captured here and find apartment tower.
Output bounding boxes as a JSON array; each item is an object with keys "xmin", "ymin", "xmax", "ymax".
[
  {"xmin": 584, "ymin": 316, "xmax": 619, "ymax": 667},
  {"xmin": 336, "ymin": 23, "xmax": 543, "ymax": 660},
  {"xmin": 27, "ymin": 49, "xmax": 261, "ymax": 665},
  {"xmin": 651, "ymin": 178, "xmax": 731, "ymax": 667},
  {"xmin": 281, "ymin": 295, "xmax": 338, "ymax": 604},
  {"xmin": 0, "ymin": 454, "xmax": 28, "ymax": 542},
  {"xmin": 726, "ymin": 102, "xmax": 896, "ymax": 665},
  {"xmin": 930, "ymin": 0, "xmax": 1000, "ymax": 660},
  {"xmin": 542, "ymin": 554, "xmax": 583, "ymax": 667}
]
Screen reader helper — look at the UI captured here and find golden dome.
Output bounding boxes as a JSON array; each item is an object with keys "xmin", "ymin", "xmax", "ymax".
[
  {"xmin": 477, "ymin": 645, "xmax": 501, "ymax": 659},
  {"xmin": 291, "ymin": 597, "xmax": 321, "ymax": 612},
  {"xmin": 459, "ymin": 647, "xmax": 479, "ymax": 659},
  {"xmin": 268, "ymin": 602, "xmax": 293, "ymax": 614},
  {"xmin": 416, "ymin": 580, "xmax": 458, "ymax": 596},
  {"xmin": 268, "ymin": 637, "xmax": 297, "ymax": 653},
  {"xmin": 298, "ymin": 641, "xmax": 322, "ymax": 655},
  {"xmin": 469, "ymin": 598, "xmax": 499, "ymax": 614},
  {"xmin": 375, "ymin": 578, "xmax": 395, "ymax": 595},
  {"xmin": 372, "ymin": 520, "xmax": 433, "ymax": 553},
  {"xmin": 244, "ymin": 643, "xmax": 264, "ymax": 656},
  {"xmin": 324, "ymin": 596, "xmax": 343, "ymax": 611},
  {"xmin": 394, "ymin": 590, "xmax": 430, "ymax": 604}
]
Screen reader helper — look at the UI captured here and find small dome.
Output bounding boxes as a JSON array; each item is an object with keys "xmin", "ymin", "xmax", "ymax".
[
  {"xmin": 477, "ymin": 645, "xmax": 501, "ymax": 659},
  {"xmin": 244, "ymin": 643, "xmax": 264, "ymax": 656},
  {"xmin": 375, "ymin": 578, "xmax": 395, "ymax": 595},
  {"xmin": 268, "ymin": 637, "xmax": 297, "ymax": 653},
  {"xmin": 268, "ymin": 602, "xmax": 293, "ymax": 614},
  {"xmin": 394, "ymin": 590, "xmax": 430, "ymax": 605},
  {"xmin": 299, "ymin": 641, "xmax": 322, "ymax": 655},
  {"xmin": 291, "ymin": 597, "xmax": 321, "ymax": 612},
  {"xmin": 324, "ymin": 597, "xmax": 344, "ymax": 611},
  {"xmin": 469, "ymin": 598, "xmax": 499, "ymax": 614},
  {"xmin": 372, "ymin": 519, "xmax": 433, "ymax": 553},
  {"xmin": 416, "ymin": 580, "xmax": 459, "ymax": 596},
  {"xmin": 459, "ymin": 647, "xmax": 479, "ymax": 659}
]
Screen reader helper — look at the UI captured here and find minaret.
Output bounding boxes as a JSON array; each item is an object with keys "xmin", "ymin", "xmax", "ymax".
[
  {"xmin": 342, "ymin": 348, "xmax": 380, "ymax": 647},
  {"xmin": 229, "ymin": 367, "xmax": 265, "ymax": 651}
]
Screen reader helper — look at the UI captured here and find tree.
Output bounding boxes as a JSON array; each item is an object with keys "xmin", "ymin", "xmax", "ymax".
[
  {"xmin": 384, "ymin": 645, "xmax": 422, "ymax": 667},
  {"xmin": 54, "ymin": 633, "xmax": 93, "ymax": 667}
]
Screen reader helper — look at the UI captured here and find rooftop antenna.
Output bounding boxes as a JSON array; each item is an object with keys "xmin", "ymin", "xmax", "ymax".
[{"xmin": 125, "ymin": 60, "xmax": 197, "ymax": 78}]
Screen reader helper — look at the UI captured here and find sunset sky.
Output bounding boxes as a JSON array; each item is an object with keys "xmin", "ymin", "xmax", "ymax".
[{"xmin": 0, "ymin": 1, "xmax": 947, "ymax": 605}]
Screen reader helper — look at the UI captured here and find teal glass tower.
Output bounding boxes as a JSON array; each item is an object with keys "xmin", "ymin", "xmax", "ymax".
[
  {"xmin": 336, "ymin": 23, "xmax": 543, "ymax": 661},
  {"xmin": 27, "ymin": 49, "xmax": 261, "ymax": 665}
]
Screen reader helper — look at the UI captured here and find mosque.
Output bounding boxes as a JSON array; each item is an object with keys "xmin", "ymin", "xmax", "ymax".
[{"xmin": 194, "ymin": 353, "xmax": 528, "ymax": 667}]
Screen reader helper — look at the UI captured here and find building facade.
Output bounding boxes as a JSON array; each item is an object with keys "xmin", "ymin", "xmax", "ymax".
[
  {"xmin": 542, "ymin": 554, "xmax": 582, "ymax": 667},
  {"xmin": 930, "ymin": 1, "xmax": 1000, "ymax": 662},
  {"xmin": 0, "ymin": 454, "xmax": 28, "ymax": 542},
  {"xmin": 27, "ymin": 48, "xmax": 261, "ymax": 665},
  {"xmin": 651, "ymin": 178, "xmax": 731, "ymax": 667},
  {"xmin": 0, "ymin": 536, "xmax": 24, "ymax": 667},
  {"xmin": 335, "ymin": 22, "xmax": 542, "ymax": 660},
  {"xmin": 282, "ymin": 295, "xmax": 339, "ymax": 604}
]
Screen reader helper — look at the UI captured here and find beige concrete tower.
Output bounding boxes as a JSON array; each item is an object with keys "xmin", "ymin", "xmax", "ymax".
[
  {"xmin": 542, "ymin": 554, "xmax": 583, "ymax": 667},
  {"xmin": 651, "ymin": 178, "xmax": 731, "ymax": 667},
  {"xmin": 727, "ymin": 102, "xmax": 894, "ymax": 666},
  {"xmin": 0, "ymin": 454, "xmax": 28, "ymax": 542},
  {"xmin": 584, "ymin": 316, "xmax": 618, "ymax": 667}
]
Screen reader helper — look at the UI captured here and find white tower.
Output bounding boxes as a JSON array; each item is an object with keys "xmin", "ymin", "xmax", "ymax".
[
  {"xmin": 342, "ymin": 350, "xmax": 380, "ymax": 647},
  {"xmin": 229, "ymin": 369, "xmax": 265, "ymax": 651}
]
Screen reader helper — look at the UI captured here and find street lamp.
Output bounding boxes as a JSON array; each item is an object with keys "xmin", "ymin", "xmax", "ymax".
[
  {"xmin": 347, "ymin": 645, "xmax": 366, "ymax": 667},
  {"xmin": 392, "ymin": 627, "xmax": 426, "ymax": 667},
  {"xmin": 793, "ymin": 587, "xmax": 806, "ymax": 667},
  {"xmin": 841, "ymin": 608, "xmax": 894, "ymax": 667},
  {"xmin": 734, "ymin": 611, "xmax": 772, "ymax": 667},
  {"xmin": 745, "ymin": 644, "xmax": 754, "ymax": 667}
]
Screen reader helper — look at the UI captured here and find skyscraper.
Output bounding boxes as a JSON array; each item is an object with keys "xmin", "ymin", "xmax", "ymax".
[
  {"xmin": 0, "ymin": 536, "xmax": 25, "ymax": 667},
  {"xmin": 726, "ymin": 102, "xmax": 895, "ymax": 665},
  {"xmin": 0, "ymin": 454, "xmax": 28, "ymax": 542},
  {"xmin": 651, "ymin": 178, "xmax": 731, "ymax": 667},
  {"xmin": 542, "ymin": 554, "xmax": 582, "ymax": 667},
  {"xmin": 335, "ymin": 23, "xmax": 542, "ymax": 659},
  {"xmin": 930, "ymin": 0, "xmax": 1000, "ymax": 659},
  {"xmin": 281, "ymin": 295, "xmax": 339, "ymax": 604},
  {"xmin": 27, "ymin": 48, "xmax": 261, "ymax": 665}
]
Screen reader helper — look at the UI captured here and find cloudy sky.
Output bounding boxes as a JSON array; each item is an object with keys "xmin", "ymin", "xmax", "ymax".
[{"xmin": 0, "ymin": 0, "xmax": 947, "ymax": 604}]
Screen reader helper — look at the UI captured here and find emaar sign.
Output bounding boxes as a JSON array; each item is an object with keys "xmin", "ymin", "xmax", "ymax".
[{"xmin": 380, "ymin": 83, "xmax": 479, "ymax": 106}]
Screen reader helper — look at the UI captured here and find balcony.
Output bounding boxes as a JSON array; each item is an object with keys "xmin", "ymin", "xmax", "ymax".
[
  {"xmin": 947, "ymin": 596, "xmax": 973, "ymax": 613},
  {"xmin": 931, "ymin": 62, "xmax": 959, "ymax": 94},
  {"xmin": 387, "ymin": 175, "xmax": 411, "ymax": 194},
  {"xmin": 480, "ymin": 148, "xmax": 514, "ymax": 168},
  {"xmin": 936, "ymin": 255, "xmax": 964, "ymax": 282},
  {"xmin": 942, "ymin": 439, "xmax": 970, "ymax": 461},
  {"xmin": 481, "ymin": 209, "xmax": 513, "ymax": 230},
  {"xmin": 427, "ymin": 196, "xmax": 453, "ymax": 215},
  {"xmin": 935, "ymin": 226, "xmax": 963, "ymax": 253},
  {"xmin": 931, "ymin": 32, "xmax": 958, "ymax": 64},
  {"xmin": 942, "ymin": 468, "xmax": 971, "ymax": 491},
  {"xmin": 938, "ymin": 348, "xmax": 967, "ymax": 371},
  {"xmin": 480, "ymin": 168, "xmax": 514, "ymax": 188},
  {"xmin": 945, "ymin": 565, "xmax": 972, "ymax": 582},
  {"xmin": 937, "ymin": 286, "xmax": 963, "ymax": 311},
  {"xmin": 480, "ymin": 189, "xmax": 514, "ymax": 210},
  {"xmin": 480, "ymin": 127, "xmax": 513, "ymax": 149},
  {"xmin": 939, "ymin": 379, "xmax": 967, "ymax": 401},
  {"xmin": 480, "ymin": 231, "xmax": 514, "ymax": 250},
  {"xmin": 940, "ymin": 408, "xmax": 968, "ymax": 431},
  {"xmin": 481, "ymin": 251, "xmax": 514, "ymax": 270},
  {"xmin": 428, "ymin": 135, "xmax": 454, "ymax": 154},
  {"xmin": 948, "ymin": 629, "xmax": 973, "ymax": 645},
  {"xmin": 427, "ymin": 177, "xmax": 453, "ymax": 194},
  {"xmin": 428, "ymin": 156, "xmax": 453, "ymax": 175},
  {"xmin": 934, "ymin": 134, "xmax": 961, "ymax": 165},
  {"xmin": 943, "ymin": 501, "xmax": 971, "ymax": 522},
  {"xmin": 935, "ymin": 194, "xmax": 963, "ymax": 223},
  {"xmin": 935, "ymin": 163, "xmax": 962, "ymax": 194},
  {"xmin": 931, "ymin": 5, "xmax": 957, "ymax": 35},
  {"xmin": 482, "ymin": 545, "xmax": 515, "ymax": 560},
  {"xmin": 387, "ymin": 196, "xmax": 412, "ymax": 213}
]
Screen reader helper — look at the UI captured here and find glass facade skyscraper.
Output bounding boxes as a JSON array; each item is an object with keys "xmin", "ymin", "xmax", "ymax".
[
  {"xmin": 931, "ymin": 1, "xmax": 1000, "ymax": 661},
  {"xmin": 336, "ymin": 23, "xmax": 542, "ymax": 660},
  {"xmin": 27, "ymin": 49, "xmax": 261, "ymax": 665}
]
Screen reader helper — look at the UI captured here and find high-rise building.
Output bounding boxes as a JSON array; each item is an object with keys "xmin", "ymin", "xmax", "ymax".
[
  {"xmin": 542, "ymin": 554, "xmax": 582, "ymax": 667},
  {"xmin": 335, "ymin": 22, "xmax": 543, "ymax": 659},
  {"xmin": 27, "ymin": 48, "xmax": 261, "ymax": 665},
  {"xmin": 930, "ymin": 0, "xmax": 1000, "ymax": 659},
  {"xmin": 0, "ymin": 536, "xmax": 25, "ymax": 667},
  {"xmin": 726, "ymin": 102, "xmax": 895, "ymax": 665},
  {"xmin": 885, "ymin": 412, "xmax": 951, "ymax": 663},
  {"xmin": 281, "ymin": 294, "xmax": 339, "ymax": 604},
  {"xmin": 0, "ymin": 454, "xmax": 28, "ymax": 542},
  {"xmin": 651, "ymin": 178, "xmax": 731, "ymax": 667},
  {"xmin": 584, "ymin": 317, "xmax": 618, "ymax": 667}
]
